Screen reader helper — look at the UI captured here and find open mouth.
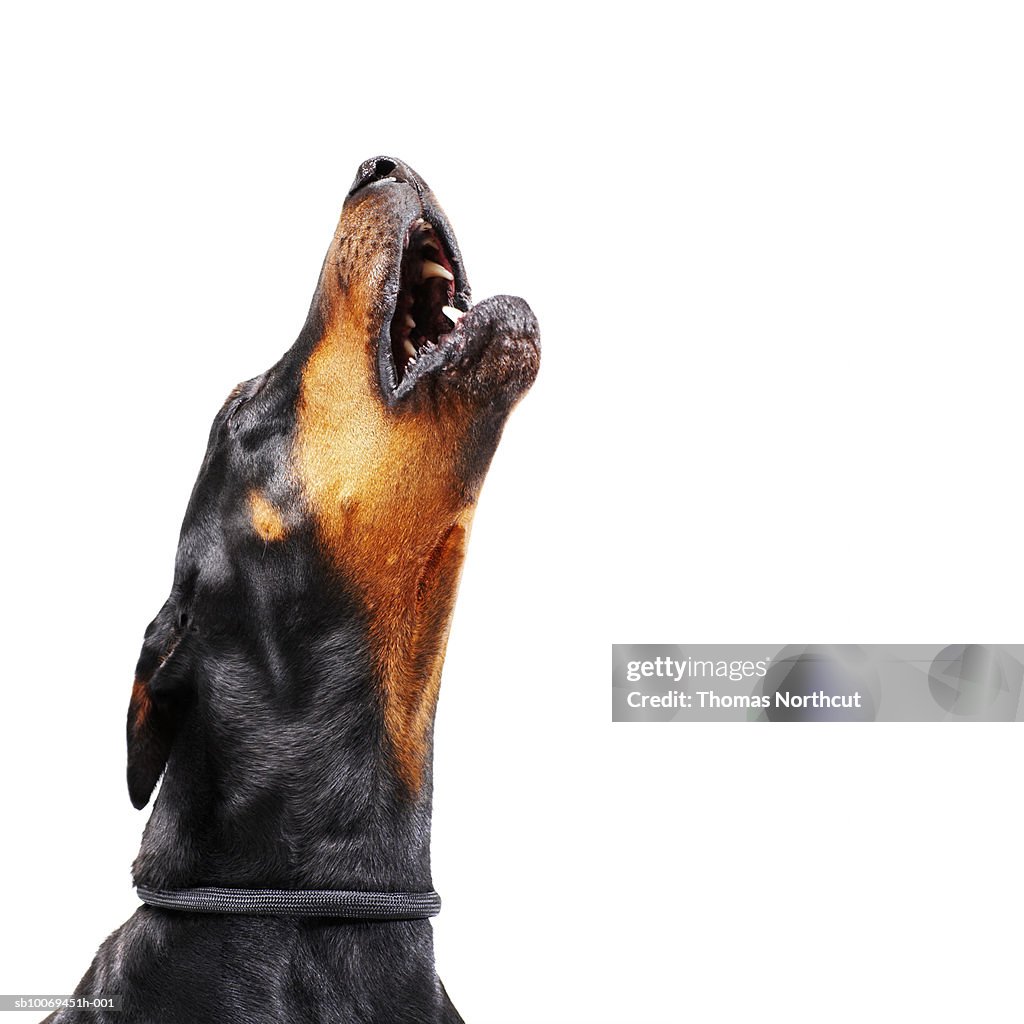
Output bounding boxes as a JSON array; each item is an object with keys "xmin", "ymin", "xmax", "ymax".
[{"xmin": 384, "ymin": 219, "xmax": 468, "ymax": 399}]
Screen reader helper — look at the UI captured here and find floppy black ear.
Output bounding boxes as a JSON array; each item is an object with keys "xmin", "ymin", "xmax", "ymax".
[{"xmin": 126, "ymin": 600, "xmax": 195, "ymax": 809}]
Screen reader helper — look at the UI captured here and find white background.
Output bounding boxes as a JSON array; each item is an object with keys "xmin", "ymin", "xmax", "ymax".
[{"xmin": 2, "ymin": 3, "xmax": 1022, "ymax": 1022}]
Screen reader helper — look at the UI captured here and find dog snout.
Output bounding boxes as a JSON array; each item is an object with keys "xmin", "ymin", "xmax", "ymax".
[{"xmin": 348, "ymin": 155, "xmax": 419, "ymax": 198}]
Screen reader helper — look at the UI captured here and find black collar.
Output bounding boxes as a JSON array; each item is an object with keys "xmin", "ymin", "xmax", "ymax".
[{"xmin": 136, "ymin": 885, "xmax": 441, "ymax": 920}]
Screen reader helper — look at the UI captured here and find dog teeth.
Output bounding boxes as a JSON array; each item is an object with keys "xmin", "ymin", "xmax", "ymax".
[
  {"xmin": 403, "ymin": 339, "xmax": 417, "ymax": 359},
  {"xmin": 442, "ymin": 306, "xmax": 465, "ymax": 324},
  {"xmin": 404, "ymin": 315, "xmax": 416, "ymax": 329},
  {"xmin": 421, "ymin": 260, "xmax": 454, "ymax": 282}
]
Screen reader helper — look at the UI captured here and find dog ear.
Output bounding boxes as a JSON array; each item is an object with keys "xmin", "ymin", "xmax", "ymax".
[{"xmin": 126, "ymin": 600, "xmax": 195, "ymax": 809}]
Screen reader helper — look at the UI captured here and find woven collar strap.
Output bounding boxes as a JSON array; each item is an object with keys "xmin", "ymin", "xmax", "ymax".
[{"xmin": 136, "ymin": 885, "xmax": 441, "ymax": 920}]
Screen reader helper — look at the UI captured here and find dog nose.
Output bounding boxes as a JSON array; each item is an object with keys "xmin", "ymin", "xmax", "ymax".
[{"xmin": 348, "ymin": 156, "xmax": 415, "ymax": 197}]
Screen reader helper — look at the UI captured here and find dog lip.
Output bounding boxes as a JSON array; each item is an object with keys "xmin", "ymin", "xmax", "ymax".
[
  {"xmin": 376, "ymin": 208, "xmax": 472, "ymax": 404},
  {"xmin": 391, "ymin": 295, "xmax": 540, "ymax": 406}
]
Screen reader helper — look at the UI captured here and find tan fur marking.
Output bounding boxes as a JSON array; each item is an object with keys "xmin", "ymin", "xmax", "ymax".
[
  {"xmin": 130, "ymin": 678, "xmax": 151, "ymax": 731},
  {"xmin": 294, "ymin": 278, "xmax": 477, "ymax": 794},
  {"xmin": 249, "ymin": 491, "xmax": 287, "ymax": 543}
]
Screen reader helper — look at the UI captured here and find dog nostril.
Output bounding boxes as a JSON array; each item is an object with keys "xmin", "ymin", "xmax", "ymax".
[{"xmin": 348, "ymin": 156, "xmax": 405, "ymax": 197}]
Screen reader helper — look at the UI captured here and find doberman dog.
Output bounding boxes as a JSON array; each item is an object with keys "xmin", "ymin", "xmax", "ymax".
[{"xmin": 45, "ymin": 157, "xmax": 539, "ymax": 1023}]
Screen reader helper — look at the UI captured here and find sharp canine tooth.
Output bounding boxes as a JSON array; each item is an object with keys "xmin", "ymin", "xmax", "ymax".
[
  {"xmin": 403, "ymin": 339, "xmax": 417, "ymax": 359},
  {"xmin": 422, "ymin": 260, "xmax": 454, "ymax": 282},
  {"xmin": 404, "ymin": 315, "xmax": 416, "ymax": 328},
  {"xmin": 442, "ymin": 306, "xmax": 465, "ymax": 323}
]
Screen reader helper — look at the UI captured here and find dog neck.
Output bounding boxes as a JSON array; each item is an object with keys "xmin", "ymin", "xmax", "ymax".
[{"xmin": 132, "ymin": 620, "xmax": 441, "ymax": 894}]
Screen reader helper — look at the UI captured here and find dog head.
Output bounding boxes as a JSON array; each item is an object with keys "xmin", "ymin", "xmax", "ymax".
[{"xmin": 127, "ymin": 157, "xmax": 539, "ymax": 819}]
